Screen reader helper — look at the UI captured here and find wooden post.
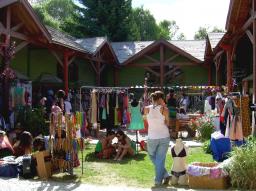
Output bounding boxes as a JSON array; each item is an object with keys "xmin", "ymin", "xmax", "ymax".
[
  {"xmin": 207, "ymin": 62, "xmax": 212, "ymax": 85},
  {"xmin": 114, "ymin": 66, "xmax": 119, "ymax": 86},
  {"xmin": 160, "ymin": 45, "xmax": 164, "ymax": 88},
  {"xmin": 226, "ymin": 48, "xmax": 233, "ymax": 93},
  {"xmin": 215, "ymin": 56, "xmax": 221, "ymax": 86},
  {"xmin": 63, "ymin": 51, "xmax": 69, "ymax": 95},
  {"xmin": 96, "ymin": 61, "xmax": 101, "ymax": 86},
  {"xmin": 252, "ymin": 0, "xmax": 256, "ymax": 136}
]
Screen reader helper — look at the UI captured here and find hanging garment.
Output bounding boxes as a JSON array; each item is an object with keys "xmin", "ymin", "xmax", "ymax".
[
  {"xmin": 129, "ymin": 103, "xmax": 144, "ymax": 130},
  {"xmin": 91, "ymin": 90, "xmax": 97, "ymax": 124},
  {"xmin": 114, "ymin": 93, "xmax": 119, "ymax": 126},
  {"xmin": 100, "ymin": 94, "xmax": 107, "ymax": 120},
  {"xmin": 106, "ymin": 93, "xmax": 110, "ymax": 115}
]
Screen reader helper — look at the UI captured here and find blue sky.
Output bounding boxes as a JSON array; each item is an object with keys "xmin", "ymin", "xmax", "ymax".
[{"xmin": 132, "ymin": 0, "xmax": 230, "ymax": 39}]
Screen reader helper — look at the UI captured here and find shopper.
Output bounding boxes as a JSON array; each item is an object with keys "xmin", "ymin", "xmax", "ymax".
[
  {"xmin": 95, "ymin": 130, "xmax": 116, "ymax": 159},
  {"xmin": 144, "ymin": 91, "xmax": 170, "ymax": 186},
  {"xmin": 13, "ymin": 131, "xmax": 33, "ymax": 157},
  {"xmin": 114, "ymin": 130, "xmax": 135, "ymax": 161}
]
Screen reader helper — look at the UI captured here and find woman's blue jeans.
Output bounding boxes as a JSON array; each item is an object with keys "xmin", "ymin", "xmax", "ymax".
[{"xmin": 147, "ymin": 137, "xmax": 170, "ymax": 185}]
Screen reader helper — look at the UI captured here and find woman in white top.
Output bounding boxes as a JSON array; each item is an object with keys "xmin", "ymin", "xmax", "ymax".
[{"xmin": 144, "ymin": 91, "xmax": 170, "ymax": 186}]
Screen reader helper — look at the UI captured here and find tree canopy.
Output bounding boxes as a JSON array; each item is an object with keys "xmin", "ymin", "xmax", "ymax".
[
  {"xmin": 194, "ymin": 26, "xmax": 224, "ymax": 40},
  {"xmin": 32, "ymin": 0, "xmax": 185, "ymax": 41}
]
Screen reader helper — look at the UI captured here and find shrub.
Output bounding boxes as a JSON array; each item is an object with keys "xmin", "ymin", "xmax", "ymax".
[
  {"xmin": 228, "ymin": 136, "xmax": 256, "ymax": 190},
  {"xmin": 203, "ymin": 140, "xmax": 212, "ymax": 154},
  {"xmin": 190, "ymin": 115, "xmax": 214, "ymax": 141},
  {"xmin": 16, "ymin": 106, "xmax": 48, "ymax": 137}
]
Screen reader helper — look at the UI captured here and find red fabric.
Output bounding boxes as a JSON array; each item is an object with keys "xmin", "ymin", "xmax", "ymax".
[
  {"xmin": 117, "ymin": 109, "xmax": 122, "ymax": 123},
  {"xmin": 126, "ymin": 111, "xmax": 131, "ymax": 124}
]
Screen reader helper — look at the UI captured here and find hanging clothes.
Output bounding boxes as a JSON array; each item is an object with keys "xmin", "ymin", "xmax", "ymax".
[
  {"xmin": 90, "ymin": 90, "xmax": 97, "ymax": 124},
  {"xmin": 129, "ymin": 103, "xmax": 144, "ymax": 130},
  {"xmin": 114, "ymin": 94, "xmax": 119, "ymax": 126}
]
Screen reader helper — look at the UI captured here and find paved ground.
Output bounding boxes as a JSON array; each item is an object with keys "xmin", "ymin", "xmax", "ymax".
[{"xmin": 0, "ymin": 178, "xmax": 220, "ymax": 191}]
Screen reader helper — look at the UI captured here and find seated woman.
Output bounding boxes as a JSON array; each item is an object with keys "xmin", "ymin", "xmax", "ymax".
[
  {"xmin": 114, "ymin": 130, "xmax": 135, "ymax": 161},
  {"xmin": 0, "ymin": 130, "xmax": 14, "ymax": 158},
  {"xmin": 95, "ymin": 131, "xmax": 116, "ymax": 159},
  {"xmin": 13, "ymin": 131, "xmax": 33, "ymax": 157}
]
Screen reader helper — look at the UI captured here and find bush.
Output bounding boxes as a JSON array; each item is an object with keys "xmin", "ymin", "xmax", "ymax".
[
  {"xmin": 190, "ymin": 115, "xmax": 214, "ymax": 141},
  {"xmin": 203, "ymin": 140, "xmax": 212, "ymax": 154},
  {"xmin": 228, "ymin": 136, "xmax": 256, "ymax": 190},
  {"xmin": 16, "ymin": 106, "xmax": 48, "ymax": 137}
]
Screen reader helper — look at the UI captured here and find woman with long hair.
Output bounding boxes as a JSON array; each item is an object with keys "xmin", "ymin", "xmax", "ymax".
[
  {"xmin": 114, "ymin": 130, "xmax": 135, "ymax": 161},
  {"xmin": 144, "ymin": 91, "xmax": 170, "ymax": 186}
]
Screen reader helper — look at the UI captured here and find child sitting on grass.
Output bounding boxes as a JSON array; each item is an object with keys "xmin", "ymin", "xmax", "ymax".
[{"xmin": 95, "ymin": 130, "xmax": 116, "ymax": 159}]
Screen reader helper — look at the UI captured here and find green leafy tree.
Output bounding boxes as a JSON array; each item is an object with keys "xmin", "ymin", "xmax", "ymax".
[
  {"xmin": 212, "ymin": 26, "xmax": 225, "ymax": 33},
  {"xmin": 33, "ymin": 0, "xmax": 81, "ymax": 37},
  {"xmin": 177, "ymin": 33, "xmax": 186, "ymax": 40},
  {"xmin": 194, "ymin": 27, "xmax": 208, "ymax": 40},
  {"xmin": 131, "ymin": 7, "xmax": 159, "ymax": 41},
  {"xmin": 158, "ymin": 20, "xmax": 179, "ymax": 40},
  {"xmin": 194, "ymin": 26, "xmax": 225, "ymax": 40},
  {"xmin": 77, "ymin": 0, "xmax": 134, "ymax": 41}
]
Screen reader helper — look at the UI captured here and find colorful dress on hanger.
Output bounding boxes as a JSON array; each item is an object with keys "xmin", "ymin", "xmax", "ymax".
[
  {"xmin": 129, "ymin": 103, "xmax": 144, "ymax": 130},
  {"xmin": 91, "ymin": 90, "xmax": 97, "ymax": 124}
]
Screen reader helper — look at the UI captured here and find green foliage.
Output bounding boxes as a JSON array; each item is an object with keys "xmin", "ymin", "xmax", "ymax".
[
  {"xmin": 158, "ymin": 20, "xmax": 179, "ymax": 40},
  {"xmin": 191, "ymin": 115, "xmax": 214, "ymax": 141},
  {"xmin": 131, "ymin": 7, "xmax": 159, "ymax": 41},
  {"xmin": 33, "ymin": 0, "xmax": 81, "ymax": 37},
  {"xmin": 194, "ymin": 27, "xmax": 208, "ymax": 40},
  {"xmin": 78, "ymin": 0, "xmax": 133, "ymax": 41},
  {"xmin": 228, "ymin": 137, "xmax": 256, "ymax": 190},
  {"xmin": 16, "ymin": 107, "xmax": 48, "ymax": 137},
  {"xmin": 203, "ymin": 140, "xmax": 212, "ymax": 154},
  {"xmin": 194, "ymin": 26, "xmax": 225, "ymax": 40}
]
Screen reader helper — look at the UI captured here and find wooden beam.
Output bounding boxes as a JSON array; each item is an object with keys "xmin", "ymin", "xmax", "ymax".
[
  {"xmin": 164, "ymin": 67, "xmax": 177, "ymax": 77},
  {"xmin": 165, "ymin": 61, "xmax": 196, "ymax": 66},
  {"xmin": 89, "ymin": 61, "xmax": 97, "ymax": 73},
  {"xmin": 68, "ymin": 56, "xmax": 76, "ymax": 65},
  {"xmin": 145, "ymin": 67, "xmax": 160, "ymax": 77},
  {"xmin": 246, "ymin": 30, "xmax": 254, "ymax": 44},
  {"xmin": 63, "ymin": 51, "xmax": 69, "ymax": 94},
  {"xmin": 127, "ymin": 63, "xmax": 160, "ymax": 67},
  {"xmin": 242, "ymin": 15, "xmax": 254, "ymax": 31},
  {"xmin": 11, "ymin": 23, "xmax": 23, "ymax": 32},
  {"xmin": 15, "ymin": 41, "xmax": 29, "ymax": 53},
  {"xmin": 252, "ymin": 0, "xmax": 256, "ymax": 136},
  {"xmin": 160, "ymin": 45, "xmax": 164, "ymax": 88},
  {"xmin": 96, "ymin": 61, "xmax": 101, "ymax": 85},
  {"xmin": 10, "ymin": 31, "xmax": 29, "ymax": 41},
  {"xmin": 214, "ymin": 50, "xmax": 224, "ymax": 60},
  {"xmin": 164, "ymin": 54, "xmax": 179, "ymax": 64},
  {"xmin": 144, "ymin": 55, "xmax": 159, "ymax": 64},
  {"xmin": 100, "ymin": 64, "xmax": 106, "ymax": 73},
  {"xmin": 226, "ymin": 48, "xmax": 233, "ymax": 92},
  {"xmin": 4, "ymin": 6, "xmax": 11, "ymax": 45},
  {"xmin": 50, "ymin": 51, "xmax": 63, "ymax": 66}
]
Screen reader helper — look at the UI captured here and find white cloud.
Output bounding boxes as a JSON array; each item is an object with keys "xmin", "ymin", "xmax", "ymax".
[{"xmin": 133, "ymin": 0, "xmax": 230, "ymax": 39}]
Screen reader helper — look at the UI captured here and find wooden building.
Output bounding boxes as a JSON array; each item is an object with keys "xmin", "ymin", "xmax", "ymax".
[{"xmin": 1, "ymin": 0, "xmax": 211, "ymax": 95}]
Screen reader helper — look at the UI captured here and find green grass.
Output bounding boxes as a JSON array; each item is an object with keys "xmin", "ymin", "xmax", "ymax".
[{"xmin": 51, "ymin": 145, "xmax": 214, "ymax": 188}]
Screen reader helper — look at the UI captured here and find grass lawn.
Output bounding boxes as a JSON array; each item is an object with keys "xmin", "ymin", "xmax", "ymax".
[{"xmin": 51, "ymin": 144, "xmax": 214, "ymax": 188}]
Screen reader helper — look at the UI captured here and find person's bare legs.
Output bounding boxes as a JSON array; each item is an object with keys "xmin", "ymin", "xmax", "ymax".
[
  {"xmin": 118, "ymin": 147, "xmax": 134, "ymax": 161},
  {"xmin": 114, "ymin": 147, "xmax": 122, "ymax": 160}
]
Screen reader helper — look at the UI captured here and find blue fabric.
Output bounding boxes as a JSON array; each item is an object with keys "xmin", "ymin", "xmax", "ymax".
[
  {"xmin": 0, "ymin": 164, "xmax": 18, "ymax": 178},
  {"xmin": 210, "ymin": 137, "xmax": 231, "ymax": 162},
  {"xmin": 147, "ymin": 137, "xmax": 170, "ymax": 184}
]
